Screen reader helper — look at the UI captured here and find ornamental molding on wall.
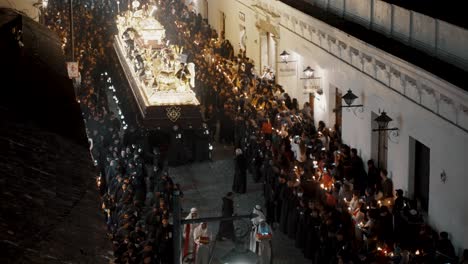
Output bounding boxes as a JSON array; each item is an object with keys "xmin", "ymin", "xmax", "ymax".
[{"xmin": 267, "ymin": 0, "xmax": 468, "ymax": 133}]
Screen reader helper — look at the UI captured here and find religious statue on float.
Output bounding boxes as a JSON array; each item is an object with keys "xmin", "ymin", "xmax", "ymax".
[{"xmin": 175, "ymin": 62, "xmax": 195, "ymax": 92}]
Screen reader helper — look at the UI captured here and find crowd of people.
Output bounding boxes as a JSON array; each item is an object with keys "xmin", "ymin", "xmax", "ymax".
[
  {"xmin": 45, "ymin": 1, "xmax": 184, "ymax": 263},
  {"xmin": 153, "ymin": 1, "xmax": 466, "ymax": 264},
  {"xmin": 42, "ymin": 0, "xmax": 468, "ymax": 263}
]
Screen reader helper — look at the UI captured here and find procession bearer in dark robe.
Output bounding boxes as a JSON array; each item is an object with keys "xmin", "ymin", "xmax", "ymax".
[
  {"xmin": 194, "ymin": 123, "xmax": 211, "ymax": 162},
  {"xmin": 232, "ymin": 148, "xmax": 247, "ymax": 194},
  {"xmin": 156, "ymin": 216, "xmax": 174, "ymax": 264},
  {"xmin": 168, "ymin": 125, "xmax": 187, "ymax": 166},
  {"xmin": 287, "ymin": 190, "xmax": 302, "ymax": 239},
  {"xmin": 294, "ymin": 199, "xmax": 308, "ymax": 249},
  {"xmin": 217, "ymin": 192, "xmax": 235, "ymax": 241},
  {"xmin": 274, "ymin": 176, "xmax": 287, "ymax": 225},
  {"xmin": 279, "ymin": 181, "xmax": 294, "ymax": 233}
]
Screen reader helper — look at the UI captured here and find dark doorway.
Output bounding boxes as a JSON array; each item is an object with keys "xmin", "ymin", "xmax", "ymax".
[
  {"xmin": 335, "ymin": 88, "xmax": 342, "ymax": 128},
  {"xmin": 414, "ymin": 139, "xmax": 430, "ymax": 212},
  {"xmin": 371, "ymin": 111, "xmax": 388, "ymax": 170},
  {"xmin": 309, "ymin": 93, "xmax": 315, "ymax": 118}
]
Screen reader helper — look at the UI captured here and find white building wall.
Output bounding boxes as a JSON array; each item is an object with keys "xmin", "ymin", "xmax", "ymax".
[
  {"xmin": 392, "ymin": 5, "xmax": 411, "ymax": 42},
  {"xmin": 344, "ymin": 0, "xmax": 371, "ymax": 26},
  {"xmin": 411, "ymin": 12, "xmax": 436, "ymax": 52},
  {"xmin": 205, "ymin": 0, "xmax": 468, "ymax": 252},
  {"xmin": 304, "ymin": 0, "xmax": 468, "ymax": 70},
  {"xmin": 372, "ymin": 0, "xmax": 391, "ymax": 34}
]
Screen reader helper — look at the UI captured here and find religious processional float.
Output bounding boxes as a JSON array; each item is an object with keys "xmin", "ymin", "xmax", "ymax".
[{"xmin": 113, "ymin": 2, "xmax": 201, "ymax": 129}]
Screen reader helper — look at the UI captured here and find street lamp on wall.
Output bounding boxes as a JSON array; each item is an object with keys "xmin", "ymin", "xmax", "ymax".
[
  {"xmin": 374, "ymin": 111, "xmax": 395, "ymax": 130},
  {"xmin": 278, "ymin": 50, "xmax": 296, "ymax": 64},
  {"xmin": 280, "ymin": 50, "xmax": 289, "ymax": 62},
  {"xmin": 302, "ymin": 66, "xmax": 314, "ymax": 79},
  {"xmin": 342, "ymin": 90, "xmax": 362, "ymax": 108},
  {"xmin": 372, "ymin": 111, "xmax": 399, "ymax": 169},
  {"xmin": 341, "ymin": 89, "xmax": 364, "ymax": 116},
  {"xmin": 301, "ymin": 66, "xmax": 321, "ymax": 97}
]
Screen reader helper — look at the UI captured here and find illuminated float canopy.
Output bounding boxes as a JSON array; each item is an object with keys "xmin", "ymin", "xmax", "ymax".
[{"xmin": 114, "ymin": 4, "xmax": 201, "ymax": 129}]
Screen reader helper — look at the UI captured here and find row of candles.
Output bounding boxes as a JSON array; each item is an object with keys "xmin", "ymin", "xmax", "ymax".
[{"xmin": 376, "ymin": 246, "xmax": 423, "ymax": 258}]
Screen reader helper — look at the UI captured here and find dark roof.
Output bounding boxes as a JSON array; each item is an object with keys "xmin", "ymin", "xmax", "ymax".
[
  {"xmin": 0, "ymin": 8, "xmax": 88, "ymax": 146},
  {"xmin": 381, "ymin": 0, "xmax": 468, "ymax": 30},
  {"xmin": 0, "ymin": 111, "xmax": 111, "ymax": 264},
  {"xmin": 279, "ymin": 0, "xmax": 468, "ymax": 92},
  {"xmin": 0, "ymin": 9, "xmax": 111, "ymax": 263}
]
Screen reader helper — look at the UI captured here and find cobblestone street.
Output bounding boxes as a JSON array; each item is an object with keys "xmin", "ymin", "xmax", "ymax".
[{"xmin": 169, "ymin": 144, "xmax": 310, "ymax": 264}]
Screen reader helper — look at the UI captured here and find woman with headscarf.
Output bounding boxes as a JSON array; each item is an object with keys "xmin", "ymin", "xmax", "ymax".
[
  {"xmin": 249, "ymin": 205, "xmax": 266, "ymax": 252},
  {"xmin": 232, "ymin": 148, "xmax": 247, "ymax": 194},
  {"xmin": 255, "ymin": 220, "xmax": 273, "ymax": 264}
]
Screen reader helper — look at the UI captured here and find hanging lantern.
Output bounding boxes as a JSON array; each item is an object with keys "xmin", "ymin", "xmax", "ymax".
[
  {"xmin": 279, "ymin": 50, "xmax": 289, "ymax": 62},
  {"xmin": 303, "ymin": 66, "xmax": 314, "ymax": 78},
  {"xmin": 374, "ymin": 111, "xmax": 393, "ymax": 129},
  {"xmin": 342, "ymin": 89, "xmax": 358, "ymax": 106}
]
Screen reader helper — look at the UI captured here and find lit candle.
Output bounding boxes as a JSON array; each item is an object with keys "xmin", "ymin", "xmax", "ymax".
[{"xmin": 415, "ymin": 250, "xmax": 420, "ymax": 255}]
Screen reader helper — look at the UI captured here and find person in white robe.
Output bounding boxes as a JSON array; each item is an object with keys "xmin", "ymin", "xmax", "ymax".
[
  {"xmin": 255, "ymin": 220, "xmax": 273, "ymax": 264},
  {"xmin": 183, "ymin": 207, "xmax": 198, "ymax": 260},
  {"xmin": 193, "ymin": 222, "xmax": 212, "ymax": 264},
  {"xmin": 249, "ymin": 205, "xmax": 266, "ymax": 252}
]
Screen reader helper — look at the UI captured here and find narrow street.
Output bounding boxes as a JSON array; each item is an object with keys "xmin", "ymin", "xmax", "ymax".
[{"xmin": 169, "ymin": 144, "xmax": 310, "ymax": 264}]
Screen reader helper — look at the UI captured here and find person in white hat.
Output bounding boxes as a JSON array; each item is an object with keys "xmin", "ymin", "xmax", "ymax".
[
  {"xmin": 183, "ymin": 207, "xmax": 199, "ymax": 261},
  {"xmin": 249, "ymin": 205, "xmax": 266, "ymax": 252}
]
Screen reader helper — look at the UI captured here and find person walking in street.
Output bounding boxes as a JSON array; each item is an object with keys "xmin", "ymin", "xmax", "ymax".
[
  {"xmin": 249, "ymin": 205, "xmax": 266, "ymax": 253},
  {"xmin": 183, "ymin": 207, "xmax": 199, "ymax": 261},
  {"xmin": 232, "ymin": 148, "xmax": 247, "ymax": 193},
  {"xmin": 255, "ymin": 220, "xmax": 273, "ymax": 264},
  {"xmin": 193, "ymin": 222, "xmax": 212, "ymax": 264},
  {"xmin": 217, "ymin": 192, "xmax": 236, "ymax": 241}
]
